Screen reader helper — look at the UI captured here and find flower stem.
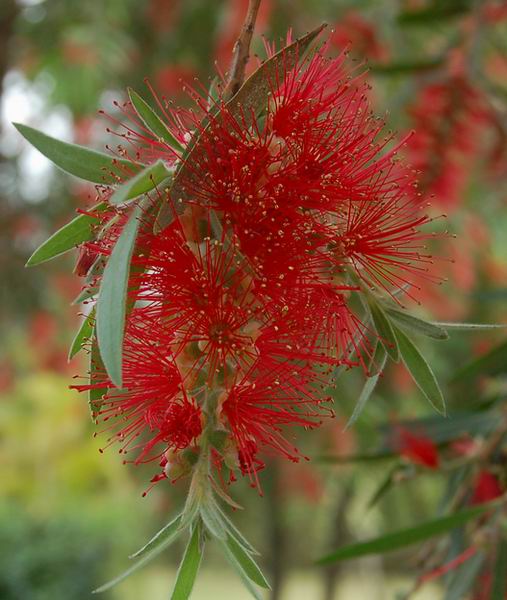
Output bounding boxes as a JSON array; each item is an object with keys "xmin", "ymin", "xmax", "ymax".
[{"xmin": 224, "ymin": 0, "xmax": 263, "ymax": 100}]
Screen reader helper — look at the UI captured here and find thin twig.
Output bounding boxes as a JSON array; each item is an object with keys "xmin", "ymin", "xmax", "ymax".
[{"xmin": 223, "ymin": 0, "xmax": 262, "ymax": 100}]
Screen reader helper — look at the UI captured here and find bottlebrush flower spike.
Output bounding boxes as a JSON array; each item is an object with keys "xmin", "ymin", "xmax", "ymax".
[{"xmin": 69, "ymin": 30, "xmax": 443, "ymax": 489}]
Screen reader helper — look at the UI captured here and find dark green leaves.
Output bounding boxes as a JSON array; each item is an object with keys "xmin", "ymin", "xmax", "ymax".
[
  {"xmin": 14, "ymin": 123, "xmax": 141, "ymax": 184},
  {"xmin": 170, "ymin": 523, "xmax": 204, "ymax": 600},
  {"xmin": 109, "ymin": 159, "xmax": 172, "ymax": 205},
  {"xmin": 316, "ymin": 501, "xmax": 497, "ymax": 565},
  {"xmin": 96, "ymin": 204, "xmax": 142, "ymax": 387},
  {"xmin": 394, "ymin": 326, "xmax": 446, "ymax": 415},
  {"xmin": 26, "ymin": 203, "xmax": 106, "ymax": 266},
  {"xmin": 128, "ymin": 88, "xmax": 184, "ymax": 152}
]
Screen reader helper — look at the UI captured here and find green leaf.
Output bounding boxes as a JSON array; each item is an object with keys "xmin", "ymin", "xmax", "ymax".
[
  {"xmin": 367, "ymin": 463, "xmax": 404, "ymax": 509},
  {"xmin": 155, "ymin": 24, "xmax": 326, "ymax": 231},
  {"xmin": 316, "ymin": 501, "xmax": 498, "ymax": 565},
  {"xmin": 14, "ymin": 123, "xmax": 141, "ymax": 184},
  {"xmin": 129, "ymin": 514, "xmax": 183, "ymax": 559},
  {"xmin": 394, "ymin": 326, "xmax": 446, "ymax": 415},
  {"xmin": 345, "ymin": 343, "xmax": 388, "ymax": 429},
  {"xmin": 72, "ymin": 286, "xmax": 97, "ymax": 305},
  {"xmin": 491, "ymin": 539, "xmax": 507, "ymax": 600},
  {"xmin": 170, "ymin": 522, "xmax": 204, "ymax": 600},
  {"xmin": 450, "ymin": 338, "xmax": 507, "ymax": 383},
  {"xmin": 88, "ymin": 336, "xmax": 107, "ymax": 416},
  {"xmin": 68, "ymin": 308, "xmax": 95, "ymax": 361},
  {"xmin": 96, "ymin": 204, "xmax": 142, "ymax": 387},
  {"xmin": 109, "ymin": 160, "xmax": 172, "ymax": 205},
  {"xmin": 434, "ymin": 322, "xmax": 507, "ymax": 331},
  {"xmin": 128, "ymin": 88, "xmax": 184, "ymax": 152},
  {"xmin": 368, "ymin": 300, "xmax": 399, "ymax": 362},
  {"xmin": 222, "ymin": 535, "xmax": 270, "ymax": 589},
  {"xmin": 199, "ymin": 503, "xmax": 227, "ymax": 540},
  {"xmin": 26, "ymin": 203, "xmax": 106, "ymax": 266},
  {"xmin": 226, "ymin": 24, "xmax": 326, "ymax": 126},
  {"xmin": 384, "ymin": 307, "xmax": 448, "ymax": 340},
  {"xmin": 207, "ymin": 77, "xmax": 220, "ymax": 110},
  {"xmin": 234, "ymin": 573, "xmax": 264, "ymax": 600},
  {"xmin": 215, "ymin": 505, "xmax": 259, "ymax": 555},
  {"xmin": 93, "ymin": 526, "xmax": 178, "ymax": 594}
]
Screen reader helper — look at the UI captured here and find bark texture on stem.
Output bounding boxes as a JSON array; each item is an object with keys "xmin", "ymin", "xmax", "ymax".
[{"xmin": 223, "ymin": 0, "xmax": 262, "ymax": 101}]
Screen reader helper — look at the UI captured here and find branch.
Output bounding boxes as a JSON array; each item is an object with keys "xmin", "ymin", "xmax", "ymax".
[{"xmin": 223, "ymin": 0, "xmax": 262, "ymax": 100}]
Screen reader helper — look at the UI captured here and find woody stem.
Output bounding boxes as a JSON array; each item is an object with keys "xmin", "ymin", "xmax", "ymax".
[{"xmin": 223, "ymin": 0, "xmax": 262, "ymax": 100}]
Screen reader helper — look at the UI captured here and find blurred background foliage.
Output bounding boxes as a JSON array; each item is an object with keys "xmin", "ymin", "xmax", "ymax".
[{"xmin": 1, "ymin": 1, "xmax": 507, "ymax": 599}]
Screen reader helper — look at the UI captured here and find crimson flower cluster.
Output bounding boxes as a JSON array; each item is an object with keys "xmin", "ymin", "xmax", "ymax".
[{"xmin": 77, "ymin": 42, "xmax": 436, "ymax": 491}]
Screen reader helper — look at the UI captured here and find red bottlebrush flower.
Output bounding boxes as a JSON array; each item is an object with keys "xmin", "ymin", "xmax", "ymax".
[
  {"xmin": 74, "ymin": 33, "xmax": 441, "ymax": 489},
  {"xmin": 471, "ymin": 470, "xmax": 503, "ymax": 504},
  {"xmin": 396, "ymin": 427, "xmax": 440, "ymax": 469}
]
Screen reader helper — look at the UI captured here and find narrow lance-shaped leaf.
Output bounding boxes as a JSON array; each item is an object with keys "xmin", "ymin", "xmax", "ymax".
[
  {"xmin": 316, "ymin": 500, "xmax": 500, "ymax": 565},
  {"xmin": 199, "ymin": 503, "xmax": 228, "ymax": 540},
  {"xmin": 384, "ymin": 306, "xmax": 448, "ymax": 340},
  {"xmin": 26, "ymin": 202, "xmax": 107, "ymax": 267},
  {"xmin": 170, "ymin": 522, "xmax": 204, "ymax": 600},
  {"xmin": 14, "ymin": 123, "xmax": 141, "ymax": 184},
  {"xmin": 368, "ymin": 299, "xmax": 399, "ymax": 362},
  {"xmin": 394, "ymin": 325, "xmax": 446, "ymax": 416},
  {"xmin": 491, "ymin": 539, "xmax": 507, "ymax": 600},
  {"xmin": 128, "ymin": 88, "xmax": 184, "ymax": 152},
  {"xmin": 434, "ymin": 322, "xmax": 507, "ymax": 331},
  {"xmin": 96, "ymin": 204, "xmax": 143, "ymax": 388},
  {"xmin": 367, "ymin": 463, "xmax": 406, "ymax": 509},
  {"xmin": 215, "ymin": 504, "xmax": 259, "ymax": 555},
  {"xmin": 345, "ymin": 342, "xmax": 388, "ymax": 429},
  {"xmin": 222, "ymin": 535, "xmax": 270, "ymax": 590},
  {"xmin": 68, "ymin": 308, "xmax": 95, "ymax": 361},
  {"xmin": 88, "ymin": 336, "xmax": 108, "ymax": 417},
  {"xmin": 92, "ymin": 526, "xmax": 180, "ymax": 594},
  {"xmin": 155, "ymin": 23, "xmax": 326, "ymax": 231},
  {"xmin": 129, "ymin": 514, "xmax": 183, "ymax": 559},
  {"xmin": 72, "ymin": 286, "xmax": 98, "ymax": 306},
  {"xmin": 109, "ymin": 160, "xmax": 172, "ymax": 205}
]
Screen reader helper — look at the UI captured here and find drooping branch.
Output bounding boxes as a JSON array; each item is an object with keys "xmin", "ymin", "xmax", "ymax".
[{"xmin": 223, "ymin": 0, "xmax": 262, "ymax": 100}]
